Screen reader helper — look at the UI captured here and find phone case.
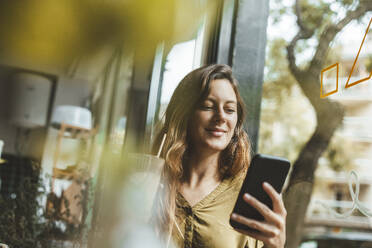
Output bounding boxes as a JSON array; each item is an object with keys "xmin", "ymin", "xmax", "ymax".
[{"xmin": 229, "ymin": 154, "xmax": 290, "ymax": 232}]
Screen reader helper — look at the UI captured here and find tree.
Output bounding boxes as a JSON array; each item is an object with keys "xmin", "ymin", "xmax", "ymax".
[
  {"xmin": 264, "ymin": 1, "xmax": 372, "ymax": 247},
  {"xmin": 259, "ymin": 38, "xmax": 316, "ymax": 163}
]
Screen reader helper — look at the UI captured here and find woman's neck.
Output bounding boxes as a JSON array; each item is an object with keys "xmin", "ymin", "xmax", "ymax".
[{"xmin": 183, "ymin": 149, "xmax": 222, "ymax": 188}]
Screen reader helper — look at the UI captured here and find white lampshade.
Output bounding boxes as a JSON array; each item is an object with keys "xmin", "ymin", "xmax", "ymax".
[{"xmin": 51, "ymin": 105, "xmax": 92, "ymax": 130}]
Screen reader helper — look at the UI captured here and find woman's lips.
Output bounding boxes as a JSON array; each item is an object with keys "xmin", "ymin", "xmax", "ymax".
[{"xmin": 206, "ymin": 128, "xmax": 226, "ymax": 137}]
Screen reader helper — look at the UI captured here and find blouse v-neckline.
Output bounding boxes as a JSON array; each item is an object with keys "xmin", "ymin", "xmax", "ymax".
[{"xmin": 177, "ymin": 177, "xmax": 231, "ymax": 209}]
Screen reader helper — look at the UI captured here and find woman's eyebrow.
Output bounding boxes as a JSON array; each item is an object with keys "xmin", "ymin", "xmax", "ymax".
[{"xmin": 205, "ymin": 97, "xmax": 237, "ymax": 104}]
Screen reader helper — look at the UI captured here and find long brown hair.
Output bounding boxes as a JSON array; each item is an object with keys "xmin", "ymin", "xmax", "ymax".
[{"xmin": 151, "ymin": 64, "xmax": 251, "ymax": 241}]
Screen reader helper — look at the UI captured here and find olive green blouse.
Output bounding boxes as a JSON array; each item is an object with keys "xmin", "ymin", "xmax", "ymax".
[{"xmin": 172, "ymin": 174, "xmax": 264, "ymax": 248}]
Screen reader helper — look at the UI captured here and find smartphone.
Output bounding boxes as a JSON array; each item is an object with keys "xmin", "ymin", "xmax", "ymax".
[{"xmin": 230, "ymin": 154, "xmax": 290, "ymax": 232}]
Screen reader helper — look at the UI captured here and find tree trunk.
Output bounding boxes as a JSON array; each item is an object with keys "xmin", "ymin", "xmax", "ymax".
[
  {"xmin": 283, "ymin": 79, "xmax": 344, "ymax": 248},
  {"xmin": 283, "ymin": 181, "xmax": 313, "ymax": 248}
]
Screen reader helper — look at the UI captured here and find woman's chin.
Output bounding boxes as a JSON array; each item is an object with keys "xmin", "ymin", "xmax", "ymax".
[{"xmin": 202, "ymin": 141, "xmax": 229, "ymax": 152}]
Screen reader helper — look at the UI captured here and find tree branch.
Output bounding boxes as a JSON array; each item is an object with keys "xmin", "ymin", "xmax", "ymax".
[
  {"xmin": 286, "ymin": 0, "xmax": 314, "ymax": 80},
  {"xmin": 295, "ymin": 0, "xmax": 313, "ymax": 36},
  {"xmin": 288, "ymin": 0, "xmax": 372, "ymax": 115},
  {"xmin": 286, "ymin": 33, "xmax": 303, "ymax": 79},
  {"xmin": 309, "ymin": 2, "xmax": 372, "ymax": 75}
]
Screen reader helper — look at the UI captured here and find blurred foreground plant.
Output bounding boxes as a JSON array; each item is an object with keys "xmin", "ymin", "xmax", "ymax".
[
  {"xmin": 0, "ymin": 0, "xmax": 207, "ymax": 69},
  {"xmin": 0, "ymin": 161, "xmax": 92, "ymax": 248}
]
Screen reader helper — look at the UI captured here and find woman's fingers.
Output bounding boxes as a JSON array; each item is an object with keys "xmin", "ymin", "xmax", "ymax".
[
  {"xmin": 242, "ymin": 193, "xmax": 285, "ymax": 228},
  {"xmin": 262, "ymin": 182, "xmax": 287, "ymax": 217},
  {"xmin": 234, "ymin": 182, "xmax": 287, "ymax": 248},
  {"xmin": 231, "ymin": 211, "xmax": 286, "ymax": 248},
  {"xmin": 230, "ymin": 213, "xmax": 279, "ymax": 237}
]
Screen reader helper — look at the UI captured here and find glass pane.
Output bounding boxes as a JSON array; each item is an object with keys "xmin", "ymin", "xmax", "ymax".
[
  {"xmin": 260, "ymin": 2, "xmax": 372, "ymax": 246},
  {"xmin": 157, "ymin": 20, "xmax": 206, "ymax": 123}
]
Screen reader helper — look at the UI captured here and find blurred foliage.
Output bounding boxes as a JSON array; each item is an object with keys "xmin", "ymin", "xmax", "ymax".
[
  {"xmin": 0, "ymin": 161, "xmax": 92, "ymax": 248},
  {"xmin": 365, "ymin": 55, "xmax": 372, "ymax": 72},
  {"xmin": 0, "ymin": 0, "xmax": 207, "ymax": 68},
  {"xmin": 323, "ymin": 134, "xmax": 362, "ymax": 172},
  {"xmin": 0, "ymin": 162, "xmax": 41, "ymax": 248},
  {"xmin": 297, "ymin": 0, "xmax": 332, "ymax": 32},
  {"xmin": 270, "ymin": 0, "xmax": 369, "ymax": 69}
]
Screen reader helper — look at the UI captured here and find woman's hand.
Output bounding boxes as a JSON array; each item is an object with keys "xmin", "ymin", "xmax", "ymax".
[{"xmin": 230, "ymin": 182, "xmax": 287, "ymax": 248}]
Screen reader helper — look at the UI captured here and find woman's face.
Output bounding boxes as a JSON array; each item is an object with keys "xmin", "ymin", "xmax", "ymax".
[{"xmin": 188, "ymin": 78, "xmax": 238, "ymax": 153}]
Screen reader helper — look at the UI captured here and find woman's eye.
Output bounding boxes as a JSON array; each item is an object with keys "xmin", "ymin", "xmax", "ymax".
[
  {"xmin": 225, "ymin": 108, "xmax": 236, "ymax": 113},
  {"xmin": 202, "ymin": 105, "xmax": 213, "ymax": 110}
]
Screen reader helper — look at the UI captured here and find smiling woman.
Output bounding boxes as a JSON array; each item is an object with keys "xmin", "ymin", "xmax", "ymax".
[
  {"xmin": 151, "ymin": 64, "xmax": 286, "ymax": 248},
  {"xmin": 188, "ymin": 78, "xmax": 238, "ymax": 153}
]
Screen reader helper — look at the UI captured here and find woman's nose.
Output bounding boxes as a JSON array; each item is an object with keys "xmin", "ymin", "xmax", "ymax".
[{"xmin": 213, "ymin": 107, "xmax": 226, "ymax": 123}]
